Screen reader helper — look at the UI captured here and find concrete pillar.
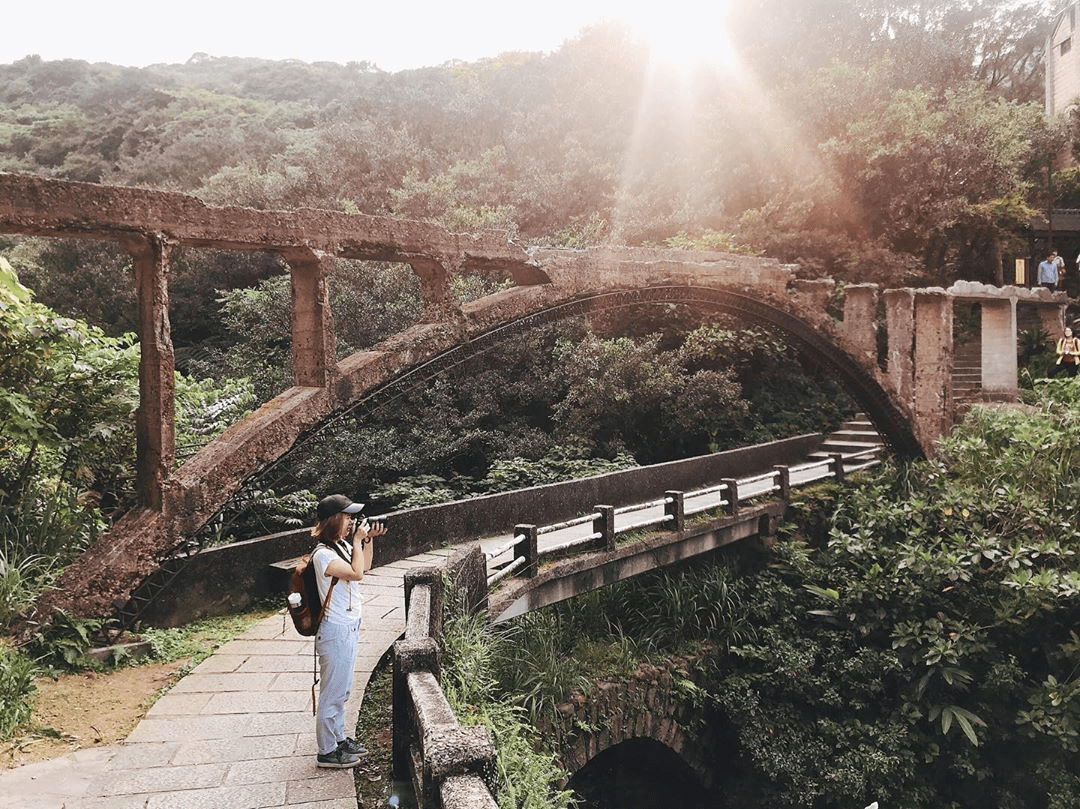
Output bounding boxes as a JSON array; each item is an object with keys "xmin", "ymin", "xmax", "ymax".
[
  {"xmin": 409, "ymin": 257, "xmax": 463, "ymax": 324},
  {"xmin": 841, "ymin": 283, "xmax": 879, "ymax": 363},
  {"xmin": 883, "ymin": 289, "xmax": 915, "ymax": 406},
  {"xmin": 792, "ymin": 278, "xmax": 837, "ymax": 316},
  {"xmin": 1034, "ymin": 303, "xmax": 1066, "ymax": 340},
  {"xmin": 913, "ymin": 290, "xmax": 954, "ymax": 453},
  {"xmin": 772, "ymin": 465, "xmax": 790, "ymax": 502},
  {"xmin": 124, "ymin": 233, "xmax": 175, "ymax": 511},
  {"xmin": 979, "ymin": 299, "xmax": 1018, "ymax": 401},
  {"xmin": 280, "ymin": 248, "xmax": 336, "ymax": 388}
]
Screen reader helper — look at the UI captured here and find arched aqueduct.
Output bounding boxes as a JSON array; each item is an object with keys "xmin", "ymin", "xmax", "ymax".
[{"xmin": 0, "ymin": 172, "xmax": 1067, "ymax": 620}]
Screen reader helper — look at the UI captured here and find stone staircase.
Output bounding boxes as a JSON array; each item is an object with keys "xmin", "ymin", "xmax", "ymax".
[
  {"xmin": 952, "ymin": 338, "xmax": 982, "ymax": 404},
  {"xmin": 808, "ymin": 413, "xmax": 884, "ymax": 463}
]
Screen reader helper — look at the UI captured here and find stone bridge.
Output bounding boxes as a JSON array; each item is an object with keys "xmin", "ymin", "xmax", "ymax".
[{"xmin": 0, "ymin": 172, "xmax": 1066, "ymax": 622}]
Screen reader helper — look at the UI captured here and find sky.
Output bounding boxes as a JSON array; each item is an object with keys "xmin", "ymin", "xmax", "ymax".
[{"xmin": 3, "ymin": 0, "xmax": 667, "ymax": 73}]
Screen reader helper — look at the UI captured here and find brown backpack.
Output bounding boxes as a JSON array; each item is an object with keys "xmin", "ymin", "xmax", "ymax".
[{"xmin": 286, "ymin": 543, "xmax": 343, "ymax": 636}]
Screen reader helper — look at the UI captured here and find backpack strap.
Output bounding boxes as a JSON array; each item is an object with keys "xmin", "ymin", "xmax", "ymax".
[{"xmin": 309, "ymin": 544, "xmax": 342, "ymax": 715}]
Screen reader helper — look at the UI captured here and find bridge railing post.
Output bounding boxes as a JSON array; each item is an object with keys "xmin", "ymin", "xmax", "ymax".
[
  {"xmin": 773, "ymin": 465, "xmax": 791, "ymax": 502},
  {"xmin": 721, "ymin": 478, "xmax": 739, "ymax": 516},
  {"xmin": 594, "ymin": 506, "xmax": 616, "ymax": 551},
  {"xmin": 664, "ymin": 491, "xmax": 685, "ymax": 532},
  {"xmin": 514, "ymin": 524, "xmax": 538, "ymax": 578},
  {"xmin": 830, "ymin": 453, "xmax": 846, "ymax": 483}
]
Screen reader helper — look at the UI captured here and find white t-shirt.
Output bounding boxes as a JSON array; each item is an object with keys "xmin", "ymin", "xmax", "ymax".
[{"xmin": 312, "ymin": 542, "xmax": 362, "ymax": 626}]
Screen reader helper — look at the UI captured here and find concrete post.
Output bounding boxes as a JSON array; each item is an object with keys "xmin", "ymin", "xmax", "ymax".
[
  {"xmin": 594, "ymin": 506, "xmax": 616, "ymax": 551},
  {"xmin": 721, "ymin": 478, "xmax": 739, "ymax": 516},
  {"xmin": 979, "ymin": 298, "xmax": 1018, "ymax": 401},
  {"xmin": 280, "ymin": 248, "xmax": 336, "ymax": 388},
  {"xmin": 124, "ymin": 233, "xmax": 176, "ymax": 511},
  {"xmin": 841, "ymin": 283, "xmax": 879, "ymax": 363},
  {"xmin": 514, "ymin": 524, "xmax": 538, "ymax": 578},
  {"xmin": 883, "ymin": 288, "xmax": 915, "ymax": 406},
  {"xmin": 773, "ymin": 465, "xmax": 791, "ymax": 502},
  {"xmin": 404, "ymin": 567, "xmax": 444, "ymax": 644},
  {"xmin": 409, "ymin": 256, "xmax": 464, "ymax": 324},
  {"xmin": 913, "ymin": 290, "xmax": 954, "ymax": 454},
  {"xmin": 830, "ymin": 453, "xmax": 846, "ymax": 483},
  {"xmin": 664, "ymin": 491, "xmax": 685, "ymax": 533}
]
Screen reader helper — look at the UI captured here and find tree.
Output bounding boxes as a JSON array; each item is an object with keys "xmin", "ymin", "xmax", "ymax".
[{"xmin": 821, "ymin": 82, "xmax": 1053, "ymax": 283}]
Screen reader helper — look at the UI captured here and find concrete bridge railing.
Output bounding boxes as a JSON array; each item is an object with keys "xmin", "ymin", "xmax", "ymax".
[{"xmin": 388, "ymin": 439, "xmax": 883, "ymax": 806}]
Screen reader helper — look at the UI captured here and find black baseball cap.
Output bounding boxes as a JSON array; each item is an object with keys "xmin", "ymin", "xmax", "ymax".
[{"xmin": 316, "ymin": 494, "xmax": 364, "ymax": 522}]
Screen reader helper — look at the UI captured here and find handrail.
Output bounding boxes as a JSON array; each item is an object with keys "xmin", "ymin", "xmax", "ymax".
[
  {"xmin": 614, "ymin": 498, "xmax": 668, "ymax": 516},
  {"xmin": 539, "ymin": 513, "xmax": 600, "ymax": 533},
  {"xmin": 394, "ymin": 435, "xmax": 885, "ymax": 807}
]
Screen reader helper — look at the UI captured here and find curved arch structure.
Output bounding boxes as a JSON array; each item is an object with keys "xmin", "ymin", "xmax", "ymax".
[
  {"xmin": 7, "ymin": 174, "xmax": 1033, "ymax": 622},
  {"xmin": 551, "ymin": 667, "xmax": 716, "ymax": 795}
]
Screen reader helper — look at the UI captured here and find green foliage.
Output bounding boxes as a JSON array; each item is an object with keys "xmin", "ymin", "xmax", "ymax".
[
  {"xmin": 26, "ymin": 608, "xmax": 108, "ymax": 670},
  {"xmin": 174, "ymin": 374, "xmax": 255, "ymax": 465},
  {"xmin": 663, "ymin": 230, "xmax": 757, "ymax": 255},
  {"xmin": 441, "ymin": 600, "xmax": 575, "ymax": 809},
  {"xmin": 0, "ymin": 644, "xmax": 37, "ymax": 740},
  {"xmin": 493, "ymin": 610, "xmax": 594, "ymax": 726},
  {"xmin": 140, "ymin": 610, "xmax": 275, "ymax": 670}
]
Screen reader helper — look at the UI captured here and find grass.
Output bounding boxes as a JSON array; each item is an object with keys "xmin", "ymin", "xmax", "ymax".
[
  {"xmin": 139, "ymin": 607, "xmax": 278, "ymax": 673},
  {"xmin": 352, "ymin": 650, "xmax": 403, "ymax": 807}
]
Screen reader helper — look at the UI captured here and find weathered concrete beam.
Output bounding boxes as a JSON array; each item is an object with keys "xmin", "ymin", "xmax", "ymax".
[{"xmin": 0, "ymin": 172, "xmax": 531, "ymax": 272}]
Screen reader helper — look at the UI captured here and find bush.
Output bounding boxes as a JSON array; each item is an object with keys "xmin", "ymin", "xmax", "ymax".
[{"xmin": 0, "ymin": 644, "xmax": 37, "ymax": 740}]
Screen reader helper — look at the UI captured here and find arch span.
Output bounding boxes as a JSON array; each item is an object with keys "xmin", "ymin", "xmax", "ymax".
[
  {"xmin": 37, "ymin": 282, "xmax": 920, "ymax": 620},
  {"xmin": 550, "ymin": 662, "xmax": 718, "ymax": 799}
]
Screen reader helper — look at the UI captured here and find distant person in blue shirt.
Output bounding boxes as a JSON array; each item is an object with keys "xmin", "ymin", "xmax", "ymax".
[{"xmin": 1038, "ymin": 252, "xmax": 1060, "ymax": 291}]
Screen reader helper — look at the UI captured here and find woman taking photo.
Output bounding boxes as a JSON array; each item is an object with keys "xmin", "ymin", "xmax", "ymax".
[{"xmin": 309, "ymin": 493, "xmax": 386, "ymax": 768}]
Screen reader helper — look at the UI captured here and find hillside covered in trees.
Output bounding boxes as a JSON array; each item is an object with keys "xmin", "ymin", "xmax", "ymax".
[{"xmin": 1, "ymin": 0, "xmax": 1073, "ymax": 295}]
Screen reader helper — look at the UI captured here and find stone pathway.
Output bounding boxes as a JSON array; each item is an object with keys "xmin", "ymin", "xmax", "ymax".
[{"xmin": 1, "ymin": 548, "xmax": 453, "ymax": 809}]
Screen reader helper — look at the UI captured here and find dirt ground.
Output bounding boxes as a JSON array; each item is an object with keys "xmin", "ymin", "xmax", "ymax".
[{"xmin": 1, "ymin": 660, "xmax": 188, "ymax": 769}]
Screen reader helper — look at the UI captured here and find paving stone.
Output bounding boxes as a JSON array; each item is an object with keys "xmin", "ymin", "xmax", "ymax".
[
  {"xmin": 219, "ymin": 638, "xmax": 310, "ymax": 656},
  {"xmin": 72, "ymin": 794, "xmax": 155, "ymax": 809},
  {"xmin": 223, "ymin": 754, "xmax": 324, "ymax": 785},
  {"xmin": 235, "ymin": 653, "xmax": 314, "ymax": 673},
  {"xmin": 248, "ymin": 710, "xmax": 313, "ymax": 736},
  {"xmin": 146, "ymin": 691, "xmax": 214, "ymax": 715},
  {"xmin": 189, "ymin": 653, "xmax": 249, "ymax": 674},
  {"xmin": 105, "ymin": 741, "xmax": 182, "ymax": 770},
  {"xmin": 203, "ymin": 690, "xmax": 304, "ymax": 714},
  {"xmin": 171, "ymin": 733, "xmax": 301, "ymax": 765},
  {"xmin": 285, "ymin": 770, "xmax": 357, "ymax": 803},
  {"xmin": 144, "ymin": 781, "xmax": 285, "ymax": 809},
  {"xmin": 100, "ymin": 762, "xmax": 228, "ymax": 795},
  {"xmin": 125, "ymin": 714, "xmax": 252, "ymax": 743},
  {"xmin": 240, "ymin": 619, "xmax": 296, "ymax": 640},
  {"xmin": 168, "ymin": 671, "xmax": 276, "ymax": 694},
  {"xmin": 269, "ymin": 671, "xmax": 321, "ymax": 691}
]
